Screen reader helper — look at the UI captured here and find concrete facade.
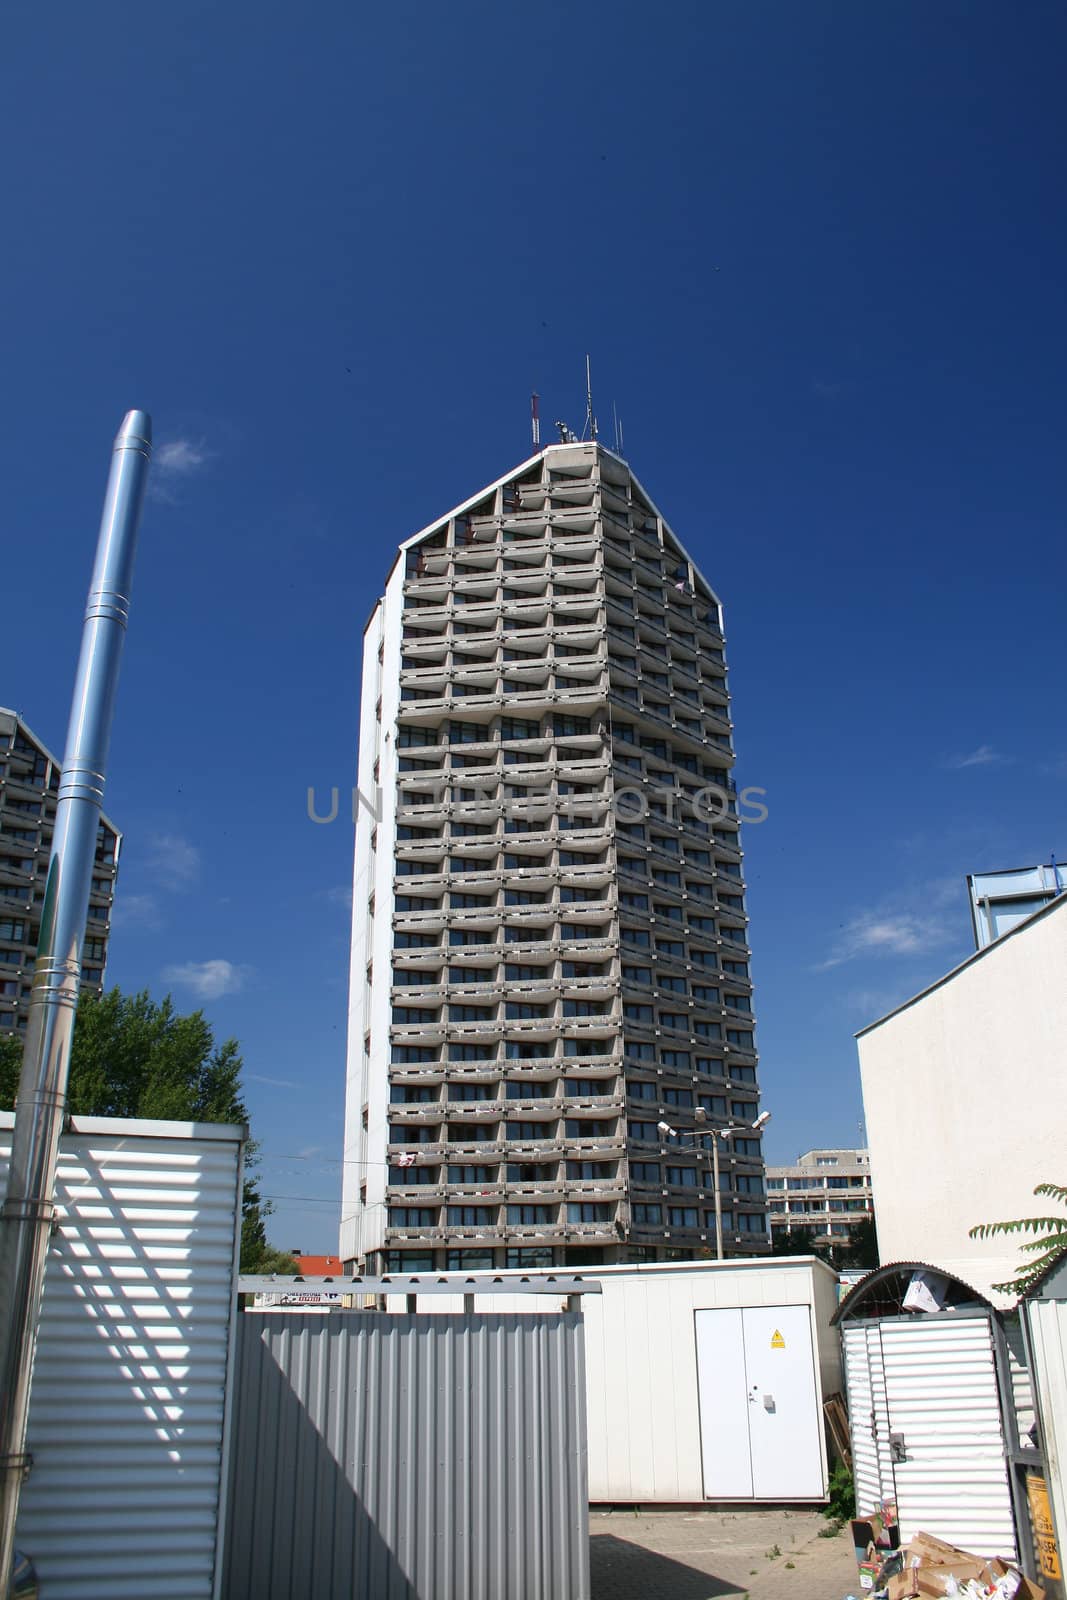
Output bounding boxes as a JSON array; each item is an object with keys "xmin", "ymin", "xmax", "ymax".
[
  {"xmin": 857, "ymin": 894, "xmax": 1067, "ymax": 1303},
  {"xmin": 765, "ymin": 1147, "xmax": 873, "ymax": 1249},
  {"xmin": 0, "ymin": 707, "xmax": 120, "ymax": 1037},
  {"xmin": 340, "ymin": 441, "xmax": 768, "ymax": 1272}
]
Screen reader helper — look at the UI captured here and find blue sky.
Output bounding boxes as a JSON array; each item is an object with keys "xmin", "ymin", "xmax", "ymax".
[{"xmin": 2, "ymin": 2, "xmax": 1065, "ymax": 1250}]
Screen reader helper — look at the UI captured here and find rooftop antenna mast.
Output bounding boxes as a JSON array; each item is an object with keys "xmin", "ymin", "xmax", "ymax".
[
  {"xmin": 531, "ymin": 392, "xmax": 540, "ymax": 448},
  {"xmin": 612, "ymin": 401, "xmax": 626, "ymax": 456},
  {"xmin": 583, "ymin": 354, "xmax": 598, "ymax": 442}
]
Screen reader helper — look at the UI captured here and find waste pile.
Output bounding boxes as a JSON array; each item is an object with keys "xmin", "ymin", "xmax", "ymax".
[{"xmin": 847, "ymin": 1525, "xmax": 1044, "ymax": 1600}]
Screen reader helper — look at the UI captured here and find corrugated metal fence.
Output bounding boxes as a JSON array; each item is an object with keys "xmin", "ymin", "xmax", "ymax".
[
  {"xmin": 224, "ymin": 1310, "xmax": 590, "ymax": 1600},
  {"xmin": 0, "ymin": 1113, "xmax": 243, "ymax": 1600}
]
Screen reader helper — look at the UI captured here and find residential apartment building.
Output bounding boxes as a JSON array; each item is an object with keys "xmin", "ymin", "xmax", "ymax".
[
  {"xmin": 340, "ymin": 440, "xmax": 768, "ymax": 1274},
  {"xmin": 765, "ymin": 1148, "xmax": 873, "ymax": 1249},
  {"xmin": 0, "ymin": 708, "xmax": 120, "ymax": 1036}
]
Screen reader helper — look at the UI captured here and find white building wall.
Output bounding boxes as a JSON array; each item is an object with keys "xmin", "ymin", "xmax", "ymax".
[
  {"xmin": 0, "ymin": 1113, "xmax": 243, "ymax": 1600},
  {"xmin": 857, "ymin": 898, "xmax": 1067, "ymax": 1304},
  {"xmin": 340, "ymin": 569, "xmax": 404, "ymax": 1265}
]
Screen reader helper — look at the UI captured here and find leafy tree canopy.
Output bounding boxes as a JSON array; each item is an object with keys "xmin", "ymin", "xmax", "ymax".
[
  {"xmin": 970, "ymin": 1182, "xmax": 1067, "ymax": 1296},
  {"xmin": 771, "ymin": 1219, "xmax": 879, "ymax": 1271},
  {"xmin": 1, "ymin": 988, "xmax": 296, "ymax": 1274}
]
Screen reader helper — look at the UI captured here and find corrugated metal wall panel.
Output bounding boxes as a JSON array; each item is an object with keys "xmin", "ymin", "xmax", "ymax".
[
  {"xmin": 1025, "ymin": 1299, "xmax": 1067, "ymax": 1570},
  {"xmin": 1002, "ymin": 1312, "xmax": 1036, "ymax": 1441},
  {"xmin": 880, "ymin": 1315, "xmax": 1016, "ymax": 1556},
  {"xmin": 224, "ymin": 1311, "xmax": 590, "ymax": 1600},
  {"xmin": 843, "ymin": 1323, "xmax": 895, "ymax": 1515},
  {"xmin": 0, "ymin": 1120, "xmax": 242, "ymax": 1600}
]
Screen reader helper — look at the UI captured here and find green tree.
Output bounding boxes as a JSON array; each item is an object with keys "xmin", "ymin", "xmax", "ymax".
[
  {"xmin": 771, "ymin": 1224, "xmax": 835, "ymax": 1263},
  {"xmin": 0, "ymin": 1032, "xmax": 22, "ymax": 1109},
  {"xmin": 970, "ymin": 1183, "xmax": 1067, "ymax": 1295},
  {"xmin": 842, "ymin": 1217, "xmax": 879, "ymax": 1271},
  {"xmin": 0, "ymin": 988, "xmax": 294, "ymax": 1274}
]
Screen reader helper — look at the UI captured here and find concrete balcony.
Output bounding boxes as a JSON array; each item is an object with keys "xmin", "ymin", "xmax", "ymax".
[
  {"xmin": 388, "ymin": 1104, "xmax": 445, "ymax": 1125},
  {"xmin": 507, "ymin": 1181, "xmax": 566, "ymax": 1201},
  {"xmin": 441, "ymin": 1100, "xmax": 504, "ymax": 1119},
  {"xmin": 562, "ymin": 1095, "xmax": 624, "ymax": 1115},
  {"xmin": 565, "ymin": 1180, "xmax": 626, "ymax": 1201},
  {"xmin": 565, "ymin": 1136, "xmax": 626, "ymax": 1157},
  {"xmin": 448, "ymin": 1138, "xmax": 507, "ymax": 1158},
  {"xmin": 388, "ymin": 1185, "xmax": 450, "ymax": 1202},
  {"xmin": 505, "ymin": 1225, "xmax": 566, "ymax": 1242}
]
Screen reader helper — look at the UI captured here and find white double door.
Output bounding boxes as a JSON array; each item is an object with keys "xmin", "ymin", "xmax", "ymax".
[{"xmin": 695, "ymin": 1304, "xmax": 824, "ymax": 1499}]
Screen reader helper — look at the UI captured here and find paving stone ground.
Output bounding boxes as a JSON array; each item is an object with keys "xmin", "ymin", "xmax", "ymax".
[{"xmin": 589, "ymin": 1507, "xmax": 860, "ymax": 1600}]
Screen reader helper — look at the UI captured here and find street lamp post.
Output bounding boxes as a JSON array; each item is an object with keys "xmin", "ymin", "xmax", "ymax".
[{"xmin": 657, "ymin": 1110, "xmax": 771, "ymax": 1261}]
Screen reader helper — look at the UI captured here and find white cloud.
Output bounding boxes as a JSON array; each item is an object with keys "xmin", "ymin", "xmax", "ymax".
[
  {"xmin": 161, "ymin": 959, "xmax": 248, "ymax": 1000},
  {"xmin": 946, "ymin": 744, "xmax": 1004, "ymax": 770},
  {"xmin": 155, "ymin": 438, "xmax": 209, "ymax": 475},
  {"xmin": 247, "ymin": 1072, "xmax": 300, "ymax": 1090},
  {"xmin": 818, "ymin": 909, "xmax": 955, "ymax": 970},
  {"xmin": 149, "ymin": 437, "xmax": 213, "ymax": 503},
  {"xmin": 842, "ymin": 985, "xmax": 914, "ymax": 1021},
  {"xmin": 110, "ymin": 892, "xmax": 162, "ymax": 931},
  {"xmin": 148, "ymin": 832, "xmax": 200, "ymax": 891},
  {"xmin": 323, "ymin": 884, "xmax": 354, "ymax": 911}
]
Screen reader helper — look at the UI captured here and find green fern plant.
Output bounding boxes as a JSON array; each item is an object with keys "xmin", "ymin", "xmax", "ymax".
[{"xmin": 969, "ymin": 1182, "xmax": 1067, "ymax": 1295}]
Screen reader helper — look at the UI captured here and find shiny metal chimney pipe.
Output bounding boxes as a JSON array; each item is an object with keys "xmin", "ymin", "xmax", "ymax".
[{"xmin": 0, "ymin": 411, "xmax": 151, "ymax": 1592}]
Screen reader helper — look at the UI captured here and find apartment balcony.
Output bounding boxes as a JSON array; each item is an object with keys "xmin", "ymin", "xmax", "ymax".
[
  {"xmin": 389, "ymin": 1025, "xmax": 448, "ymax": 1047},
  {"xmin": 502, "ymin": 1136, "xmax": 566, "ymax": 1159},
  {"xmin": 505, "ymin": 1224, "xmax": 565, "ymax": 1243},
  {"xmin": 389, "ymin": 1065, "xmax": 447, "ymax": 1086},
  {"xmin": 565, "ymin": 1136, "xmax": 625, "ymax": 1158},
  {"xmin": 448, "ymin": 1138, "xmax": 508, "ymax": 1159},
  {"xmin": 387, "ymin": 1141, "xmax": 449, "ymax": 1162},
  {"xmin": 502, "ymin": 1062, "xmax": 563, "ymax": 1086},
  {"xmin": 448, "ymin": 1182, "xmax": 508, "ymax": 1200},
  {"xmin": 388, "ymin": 1104, "xmax": 445, "ymax": 1125},
  {"xmin": 565, "ymin": 1180, "xmax": 626, "ymax": 1202},
  {"xmin": 388, "ymin": 1184, "xmax": 450, "ymax": 1203},
  {"xmin": 441, "ymin": 1100, "xmax": 504, "ymax": 1119}
]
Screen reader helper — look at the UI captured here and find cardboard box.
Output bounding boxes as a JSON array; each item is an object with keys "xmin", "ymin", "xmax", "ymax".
[{"xmin": 884, "ymin": 1537, "xmax": 1045, "ymax": 1600}]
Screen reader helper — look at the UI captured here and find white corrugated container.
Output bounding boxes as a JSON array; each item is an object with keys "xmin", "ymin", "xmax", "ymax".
[
  {"xmin": 385, "ymin": 1255, "xmax": 841, "ymax": 1502},
  {"xmin": 841, "ymin": 1299, "xmax": 1019, "ymax": 1558},
  {"xmin": 878, "ymin": 1315, "xmax": 1017, "ymax": 1555},
  {"xmin": 843, "ymin": 1321, "xmax": 895, "ymax": 1514},
  {"xmin": 0, "ymin": 1112, "xmax": 244, "ymax": 1600}
]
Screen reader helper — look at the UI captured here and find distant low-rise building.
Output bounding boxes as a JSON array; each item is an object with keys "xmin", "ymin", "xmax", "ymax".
[
  {"xmin": 291, "ymin": 1252, "xmax": 344, "ymax": 1276},
  {"xmin": 0, "ymin": 708, "xmax": 120, "ymax": 1037},
  {"xmin": 765, "ymin": 1148, "xmax": 873, "ymax": 1250}
]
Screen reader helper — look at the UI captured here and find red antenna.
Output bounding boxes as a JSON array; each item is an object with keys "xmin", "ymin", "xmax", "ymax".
[{"xmin": 531, "ymin": 392, "xmax": 541, "ymax": 448}]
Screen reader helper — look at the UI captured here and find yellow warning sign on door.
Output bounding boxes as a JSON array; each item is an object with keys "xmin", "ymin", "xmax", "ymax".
[
  {"xmin": 770, "ymin": 1329, "xmax": 785, "ymax": 1349},
  {"xmin": 1026, "ymin": 1474, "xmax": 1062, "ymax": 1581}
]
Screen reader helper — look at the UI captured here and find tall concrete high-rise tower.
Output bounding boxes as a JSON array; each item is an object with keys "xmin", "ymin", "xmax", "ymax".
[
  {"xmin": 0, "ymin": 708, "xmax": 120, "ymax": 1037},
  {"xmin": 340, "ymin": 441, "xmax": 767, "ymax": 1273}
]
